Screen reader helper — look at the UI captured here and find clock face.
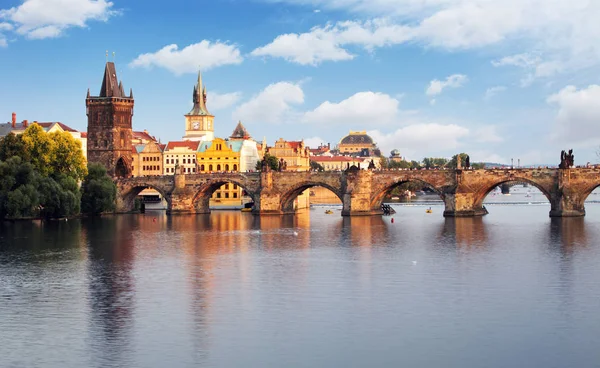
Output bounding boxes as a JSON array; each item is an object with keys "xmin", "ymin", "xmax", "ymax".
[{"xmin": 192, "ymin": 122, "xmax": 200, "ymax": 130}]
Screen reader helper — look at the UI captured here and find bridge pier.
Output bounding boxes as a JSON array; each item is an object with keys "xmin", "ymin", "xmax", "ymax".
[{"xmin": 442, "ymin": 193, "xmax": 488, "ymax": 217}]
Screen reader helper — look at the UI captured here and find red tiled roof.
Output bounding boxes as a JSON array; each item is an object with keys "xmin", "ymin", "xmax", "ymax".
[
  {"xmin": 287, "ymin": 141, "xmax": 303, "ymax": 149},
  {"xmin": 133, "ymin": 130, "xmax": 156, "ymax": 142},
  {"xmin": 80, "ymin": 132, "xmax": 87, "ymax": 138},
  {"xmin": 165, "ymin": 141, "xmax": 200, "ymax": 151},
  {"xmin": 35, "ymin": 122, "xmax": 79, "ymax": 133},
  {"xmin": 158, "ymin": 144, "xmax": 166, "ymax": 151}
]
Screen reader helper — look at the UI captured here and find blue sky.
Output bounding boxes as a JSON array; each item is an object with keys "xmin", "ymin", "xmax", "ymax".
[{"xmin": 2, "ymin": 0, "xmax": 600, "ymax": 165}]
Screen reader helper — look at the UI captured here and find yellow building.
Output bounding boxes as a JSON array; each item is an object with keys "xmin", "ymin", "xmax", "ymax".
[
  {"xmin": 267, "ymin": 138, "xmax": 310, "ymax": 171},
  {"xmin": 338, "ymin": 131, "xmax": 376, "ymax": 154},
  {"xmin": 266, "ymin": 138, "xmax": 311, "ymax": 209},
  {"xmin": 163, "ymin": 141, "xmax": 199, "ymax": 174},
  {"xmin": 197, "ymin": 137, "xmax": 244, "ymax": 207},
  {"xmin": 131, "ymin": 140, "xmax": 165, "ymax": 177},
  {"xmin": 183, "ymin": 72, "xmax": 215, "ymax": 142}
]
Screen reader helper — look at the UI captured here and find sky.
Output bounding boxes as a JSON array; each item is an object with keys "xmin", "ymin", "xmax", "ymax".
[{"xmin": 1, "ymin": 0, "xmax": 600, "ymax": 165}]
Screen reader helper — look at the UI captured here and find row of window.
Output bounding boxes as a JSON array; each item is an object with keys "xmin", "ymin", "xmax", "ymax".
[
  {"xmin": 199, "ymin": 164, "xmax": 237, "ymax": 171},
  {"xmin": 143, "ymin": 165, "xmax": 161, "ymax": 171},
  {"xmin": 213, "ymin": 192, "xmax": 238, "ymax": 199},
  {"xmin": 143, "ymin": 156, "xmax": 160, "ymax": 162},
  {"xmin": 166, "ymin": 158, "xmax": 196, "ymax": 164}
]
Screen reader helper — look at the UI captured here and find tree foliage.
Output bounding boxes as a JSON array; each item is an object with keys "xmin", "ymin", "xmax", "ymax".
[
  {"xmin": 81, "ymin": 163, "xmax": 117, "ymax": 215},
  {"xmin": 255, "ymin": 154, "xmax": 280, "ymax": 171},
  {"xmin": 310, "ymin": 160, "xmax": 324, "ymax": 171},
  {"xmin": 0, "ymin": 125, "xmax": 86, "ymax": 219}
]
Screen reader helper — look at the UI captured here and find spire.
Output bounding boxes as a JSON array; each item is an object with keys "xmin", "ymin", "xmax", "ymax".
[
  {"xmin": 187, "ymin": 70, "xmax": 210, "ymax": 115},
  {"xmin": 119, "ymin": 81, "xmax": 125, "ymax": 97},
  {"xmin": 129, "ymin": 88, "xmax": 133, "ymax": 99},
  {"xmin": 230, "ymin": 120, "xmax": 251, "ymax": 140},
  {"xmin": 87, "ymin": 88, "xmax": 90, "ymax": 98}
]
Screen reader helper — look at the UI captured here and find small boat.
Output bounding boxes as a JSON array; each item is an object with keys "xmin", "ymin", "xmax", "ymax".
[
  {"xmin": 325, "ymin": 210, "xmax": 334, "ymax": 214},
  {"xmin": 426, "ymin": 207, "xmax": 432, "ymax": 214}
]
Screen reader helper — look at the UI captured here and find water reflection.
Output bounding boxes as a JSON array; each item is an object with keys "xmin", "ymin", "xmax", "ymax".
[
  {"xmin": 439, "ymin": 217, "xmax": 488, "ymax": 249},
  {"xmin": 84, "ymin": 217, "xmax": 135, "ymax": 368},
  {"xmin": 549, "ymin": 217, "xmax": 589, "ymax": 254},
  {"xmin": 341, "ymin": 216, "xmax": 389, "ymax": 247}
]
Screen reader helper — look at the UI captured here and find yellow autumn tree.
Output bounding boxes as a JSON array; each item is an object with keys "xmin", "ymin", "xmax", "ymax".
[
  {"xmin": 20, "ymin": 124, "xmax": 55, "ymax": 177},
  {"xmin": 49, "ymin": 130, "xmax": 87, "ymax": 181}
]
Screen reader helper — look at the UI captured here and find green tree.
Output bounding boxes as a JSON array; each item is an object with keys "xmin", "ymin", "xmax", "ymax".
[
  {"xmin": 422, "ymin": 157, "xmax": 448, "ymax": 169},
  {"xmin": 310, "ymin": 160, "xmax": 324, "ymax": 171},
  {"xmin": 81, "ymin": 163, "xmax": 117, "ymax": 215},
  {"xmin": 255, "ymin": 154, "xmax": 279, "ymax": 171},
  {"xmin": 0, "ymin": 157, "xmax": 41, "ymax": 219},
  {"xmin": 20, "ymin": 124, "xmax": 55, "ymax": 176},
  {"xmin": 0, "ymin": 133, "xmax": 27, "ymax": 162},
  {"xmin": 48, "ymin": 131, "xmax": 87, "ymax": 181}
]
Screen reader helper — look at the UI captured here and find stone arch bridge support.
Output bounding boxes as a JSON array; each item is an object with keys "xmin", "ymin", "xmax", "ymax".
[{"xmin": 114, "ymin": 168, "xmax": 600, "ymax": 217}]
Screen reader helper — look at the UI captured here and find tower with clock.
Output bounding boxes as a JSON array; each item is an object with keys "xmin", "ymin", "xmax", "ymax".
[{"xmin": 183, "ymin": 71, "xmax": 215, "ymax": 142}]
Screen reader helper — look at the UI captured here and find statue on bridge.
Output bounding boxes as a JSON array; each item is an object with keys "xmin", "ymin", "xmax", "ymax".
[
  {"xmin": 465, "ymin": 155, "xmax": 470, "ymax": 169},
  {"xmin": 368, "ymin": 159, "xmax": 376, "ymax": 170},
  {"xmin": 559, "ymin": 149, "xmax": 575, "ymax": 169}
]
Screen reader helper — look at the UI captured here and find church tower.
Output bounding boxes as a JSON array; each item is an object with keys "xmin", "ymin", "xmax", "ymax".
[
  {"xmin": 86, "ymin": 62, "xmax": 134, "ymax": 177},
  {"xmin": 183, "ymin": 71, "xmax": 214, "ymax": 142}
]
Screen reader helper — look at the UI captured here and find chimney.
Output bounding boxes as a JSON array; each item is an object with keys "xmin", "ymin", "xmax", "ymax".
[
  {"xmin": 23, "ymin": 120, "xmax": 28, "ymax": 128},
  {"xmin": 11, "ymin": 112, "xmax": 16, "ymax": 128}
]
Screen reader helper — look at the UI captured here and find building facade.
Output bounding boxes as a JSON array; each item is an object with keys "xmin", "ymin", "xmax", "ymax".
[
  {"xmin": 132, "ymin": 140, "xmax": 165, "ymax": 177},
  {"xmin": 267, "ymin": 138, "xmax": 310, "ymax": 171},
  {"xmin": 163, "ymin": 141, "xmax": 199, "ymax": 174},
  {"xmin": 338, "ymin": 131, "xmax": 376, "ymax": 154},
  {"xmin": 86, "ymin": 62, "xmax": 134, "ymax": 177}
]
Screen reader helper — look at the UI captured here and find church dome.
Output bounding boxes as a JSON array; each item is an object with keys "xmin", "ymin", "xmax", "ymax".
[
  {"xmin": 391, "ymin": 149, "xmax": 400, "ymax": 156},
  {"xmin": 340, "ymin": 131, "xmax": 374, "ymax": 145}
]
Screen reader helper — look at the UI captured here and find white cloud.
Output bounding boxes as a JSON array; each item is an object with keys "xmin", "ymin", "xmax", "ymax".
[
  {"xmin": 473, "ymin": 125, "xmax": 503, "ymax": 143},
  {"xmin": 484, "ymin": 86, "xmax": 507, "ymax": 100},
  {"xmin": 0, "ymin": 22, "xmax": 12, "ymax": 31},
  {"xmin": 251, "ymin": 27, "xmax": 353, "ymax": 65},
  {"xmin": 129, "ymin": 41, "xmax": 243, "ymax": 75},
  {"xmin": 0, "ymin": 36, "xmax": 6, "ymax": 47},
  {"xmin": 256, "ymin": 0, "xmax": 600, "ymax": 79},
  {"xmin": 208, "ymin": 92, "xmax": 242, "ymax": 111},
  {"xmin": 303, "ymin": 91, "xmax": 399, "ymax": 125},
  {"xmin": 369, "ymin": 123, "xmax": 470, "ymax": 158},
  {"xmin": 547, "ymin": 85, "xmax": 600, "ymax": 148},
  {"xmin": 303, "ymin": 136, "xmax": 326, "ymax": 148},
  {"xmin": 233, "ymin": 82, "xmax": 304, "ymax": 124},
  {"xmin": 0, "ymin": 0, "xmax": 117, "ymax": 40},
  {"xmin": 425, "ymin": 74, "xmax": 467, "ymax": 96}
]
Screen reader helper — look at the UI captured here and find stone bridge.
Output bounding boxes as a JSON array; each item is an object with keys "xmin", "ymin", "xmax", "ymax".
[{"xmin": 115, "ymin": 167, "xmax": 600, "ymax": 217}]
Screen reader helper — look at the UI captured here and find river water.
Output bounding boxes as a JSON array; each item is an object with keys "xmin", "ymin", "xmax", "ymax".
[{"xmin": 1, "ymin": 188, "xmax": 600, "ymax": 368}]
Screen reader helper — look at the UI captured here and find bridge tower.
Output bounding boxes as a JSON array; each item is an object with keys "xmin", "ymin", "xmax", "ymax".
[{"xmin": 86, "ymin": 62, "xmax": 135, "ymax": 177}]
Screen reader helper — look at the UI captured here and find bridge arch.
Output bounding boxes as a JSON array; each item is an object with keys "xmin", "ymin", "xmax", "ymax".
[
  {"xmin": 370, "ymin": 178, "xmax": 444, "ymax": 210},
  {"xmin": 280, "ymin": 181, "xmax": 343, "ymax": 213},
  {"xmin": 579, "ymin": 182, "xmax": 600, "ymax": 204},
  {"xmin": 118, "ymin": 183, "xmax": 171, "ymax": 212},
  {"xmin": 473, "ymin": 177, "xmax": 552, "ymax": 209},
  {"xmin": 191, "ymin": 178, "xmax": 258, "ymax": 213}
]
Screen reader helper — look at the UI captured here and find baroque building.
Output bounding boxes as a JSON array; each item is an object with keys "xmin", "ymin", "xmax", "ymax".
[
  {"xmin": 183, "ymin": 72, "xmax": 214, "ymax": 142},
  {"xmin": 338, "ymin": 131, "xmax": 376, "ymax": 154},
  {"xmin": 266, "ymin": 138, "xmax": 310, "ymax": 209},
  {"xmin": 86, "ymin": 62, "xmax": 134, "ymax": 177},
  {"xmin": 163, "ymin": 141, "xmax": 199, "ymax": 174}
]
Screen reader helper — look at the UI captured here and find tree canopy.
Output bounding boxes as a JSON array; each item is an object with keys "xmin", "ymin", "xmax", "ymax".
[
  {"xmin": 255, "ymin": 154, "xmax": 279, "ymax": 171},
  {"xmin": 81, "ymin": 163, "xmax": 117, "ymax": 215}
]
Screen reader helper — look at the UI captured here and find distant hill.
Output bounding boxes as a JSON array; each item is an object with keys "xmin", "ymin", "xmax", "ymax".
[{"xmin": 482, "ymin": 162, "xmax": 556, "ymax": 169}]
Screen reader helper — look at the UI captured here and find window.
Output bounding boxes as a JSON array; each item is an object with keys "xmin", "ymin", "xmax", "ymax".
[
  {"xmin": 233, "ymin": 164, "xmax": 238, "ymax": 171},
  {"xmin": 225, "ymin": 164, "xmax": 230, "ymax": 171},
  {"xmin": 217, "ymin": 164, "xmax": 221, "ymax": 171},
  {"xmin": 200, "ymin": 164, "xmax": 205, "ymax": 171},
  {"xmin": 225, "ymin": 193, "xmax": 229, "ymax": 198},
  {"xmin": 209, "ymin": 164, "xmax": 213, "ymax": 171},
  {"xmin": 225, "ymin": 184, "xmax": 229, "ymax": 189},
  {"xmin": 233, "ymin": 184, "xmax": 237, "ymax": 189},
  {"xmin": 216, "ymin": 192, "xmax": 221, "ymax": 198},
  {"xmin": 233, "ymin": 193, "xmax": 237, "ymax": 198}
]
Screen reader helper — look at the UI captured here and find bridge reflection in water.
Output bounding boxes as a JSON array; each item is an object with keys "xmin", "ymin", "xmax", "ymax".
[{"xmin": 116, "ymin": 168, "xmax": 600, "ymax": 218}]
